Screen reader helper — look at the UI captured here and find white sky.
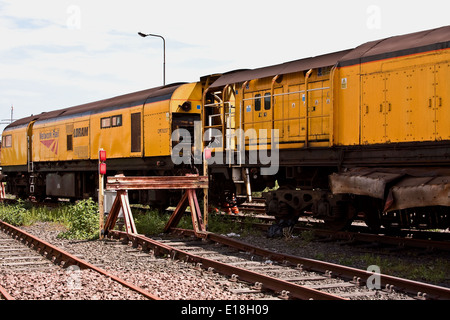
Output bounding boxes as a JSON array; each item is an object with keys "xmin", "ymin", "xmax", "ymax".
[{"xmin": 0, "ymin": 0, "xmax": 449, "ymax": 132}]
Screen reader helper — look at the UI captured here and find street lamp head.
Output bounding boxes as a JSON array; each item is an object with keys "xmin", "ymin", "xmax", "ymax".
[{"xmin": 138, "ymin": 32, "xmax": 147, "ymax": 37}]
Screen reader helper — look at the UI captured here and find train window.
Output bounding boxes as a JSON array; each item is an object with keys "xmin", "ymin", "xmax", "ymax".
[
  {"xmin": 264, "ymin": 93, "xmax": 271, "ymax": 110},
  {"xmin": 112, "ymin": 115, "xmax": 122, "ymax": 127},
  {"xmin": 101, "ymin": 115, "xmax": 122, "ymax": 128},
  {"xmin": 254, "ymin": 94, "xmax": 261, "ymax": 111},
  {"xmin": 101, "ymin": 117, "xmax": 111, "ymax": 128},
  {"xmin": 2, "ymin": 135, "xmax": 12, "ymax": 148},
  {"xmin": 67, "ymin": 135, "xmax": 73, "ymax": 151}
]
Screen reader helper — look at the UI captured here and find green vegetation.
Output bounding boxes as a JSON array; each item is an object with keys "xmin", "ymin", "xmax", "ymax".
[
  {"xmin": 1, "ymin": 199, "xmax": 448, "ymax": 285},
  {"xmin": 0, "ymin": 200, "xmax": 260, "ymax": 240},
  {"xmin": 58, "ymin": 198, "xmax": 99, "ymax": 240}
]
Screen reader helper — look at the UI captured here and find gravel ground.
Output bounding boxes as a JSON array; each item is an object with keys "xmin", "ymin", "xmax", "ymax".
[
  {"xmin": 10, "ymin": 222, "xmax": 269, "ymax": 300},
  {"xmin": 2, "ymin": 221, "xmax": 448, "ymax": 300},
  {"xmin": 239, "ymin": 231, "xmax": 450, "ymax": 289}
]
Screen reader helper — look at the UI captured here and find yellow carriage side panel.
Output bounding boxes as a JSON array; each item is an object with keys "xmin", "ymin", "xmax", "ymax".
[
  {"xmin": 33, "ymin": 122, "xmax": 64, "ymax": 162},
  {"xmin": 434, "ymin": 57, "xmax": 450, "ymax": 140},
  {"xmin": 71, "ymin": 119, "xmax": 90, "ymax": 159},
  {"xmin": 357, "ymin": 48, "xmax": 450, "ymax": 145},
  {"xmin": 308, "ymin": 80, "xmax": 330, "ymax": 144},
  {"xmin": 286, "ymin": 84, "xmax": 303, "ymax": 140},
  {"xmin": 144, "ymin": 100, "xmax": 171, "ymax": 157},
  {"xmin": 144, "ymin": 111, "xmax": 171, "ymax": 157},
  {"xmin": 361, "ymin": 72, "xmax": 385, "ymax": 144},
  {"xmin": 333, "ymin": 65, "xmax": 361, "ymax": 146},
  {"xmin": 90, "ymin": 106, "xmax": 143, "ymax": 160},
  {"xmin": 1, "ymin": 127, "xmax": 27, "ymax": 166}
]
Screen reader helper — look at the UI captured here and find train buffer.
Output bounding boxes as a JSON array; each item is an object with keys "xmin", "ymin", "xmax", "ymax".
[{"xmin": 103, "ymin": 174, "xmax": 208, "ymax": 237}]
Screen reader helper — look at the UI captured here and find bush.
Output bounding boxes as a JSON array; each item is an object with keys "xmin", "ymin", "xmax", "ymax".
[
  {"xmin": 58, "ymin": 198, "xmax": 99, "ymax": 240},
  {"xmin": 0, "ymin": 200, "xmax": 29, "ymax": 226}
]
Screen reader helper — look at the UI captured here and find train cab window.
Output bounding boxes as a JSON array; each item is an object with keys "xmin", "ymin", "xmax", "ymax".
[
  {"xmin": 101, "ymin": 115, "xmax": 122, "ymax": 128},
  {"xmin": 264, "ymin": 92, "xmax": 271, "ymax": 110},
  {"xmin": 101, "ymin": 117, "xmax": 111, "ymax": 128},
  {"xmin": 2, "ymin": 135, "xmax": 12, "ymax": 148},
  {"xmin": 112, "ymin": 115, "xmax": 122, "ymax": 127},
  {"xmin": 254, "ymin": 94, "xmax": 262, "ymax": 111}
]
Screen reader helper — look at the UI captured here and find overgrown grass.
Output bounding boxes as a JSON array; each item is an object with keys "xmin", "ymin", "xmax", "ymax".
[
  {"xmin": 0, "ymin": 200, "xmax": 258, "ymax": 240},
  {"xmin": 0, "ymin": 199, "xmax": 98, "ymax": 240},
  {"xmin": 133, "ymin": 208, "xmax": 261, "ymax": 237}
]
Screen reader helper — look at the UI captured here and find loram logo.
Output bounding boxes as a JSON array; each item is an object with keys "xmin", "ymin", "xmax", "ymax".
[{"xmin": 39, "ymin": 129, "xmax": 59, "ymax": 155}]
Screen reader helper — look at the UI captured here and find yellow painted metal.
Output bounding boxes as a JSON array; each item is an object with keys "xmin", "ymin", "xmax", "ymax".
[
  {"xmin": 332, "ymin": 66, "xmax": 360, "ymax": 145},
  {"xmin": 90, "ymin": 107, "xmax": 140, "ymax": 159},
  {"xmin": 435, "ymin": 59, "xmax": 450, "ymax": 140},
  {"xmin": 235, "ymin": 68, "xmax": 334, "ymax": 150},
  {"xmin": 335, "ymin": 48, "xmax": 450, "ymax": 146},
  {"xmin": 170, "ymin": 82, "xmax": 203, "ymax": 114},
  {"xmin": 144, "ymin": 101, "xmax": 171, "ymax": 157},
  {"xmin": 1, "ymin": 126, "xmax": 28, "ymax": 166}
]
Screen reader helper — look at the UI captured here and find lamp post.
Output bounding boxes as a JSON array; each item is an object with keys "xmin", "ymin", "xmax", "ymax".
[{"xmin": 138, "ymin": 32, "xmax": 166, "ymax": 86}]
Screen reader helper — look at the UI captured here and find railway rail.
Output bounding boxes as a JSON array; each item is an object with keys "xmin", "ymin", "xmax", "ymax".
[
  {"xmin": 107, "ymin": 228, "xmax": 450, "ymax": 300},
  {"xmin": 0, "ymin": 220, "xmax": 159, "ymax": 300},
  {"xmin": 235, "ymin": 200, "xmax": 450, "ymax": 252}
]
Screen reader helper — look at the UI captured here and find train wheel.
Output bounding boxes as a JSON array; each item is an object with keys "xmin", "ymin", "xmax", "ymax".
[{"xmin": 322, "ymin": 202, "xmax": 355, "ymax": 231}]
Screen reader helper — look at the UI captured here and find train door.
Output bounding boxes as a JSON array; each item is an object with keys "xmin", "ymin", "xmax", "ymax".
[
  {"xmin": 242, "ymin": 92, "xmax": 259, "ymax": 147},
  {"xmin": 254, "ymin": 91, "xmax": 273, "ymax": 146},
  {"xmin": 272, "ymin": 87, "xmax": 284, "ymax": 144},
  {"xmin": 287, "ymin": 85, "xmax": 301, "ymax": 140},
  {"xmin": 384, "ymin": 71, "xmax": 409, "ymax": 143},
  {"xmin": 308, "ymin": 80, "xmax": 330, "ymax": 142},
  {"xmin": 361, "ymin": 73, "xmax": 386, "ymax": 144},
  {"xmin": 404, "ymin": 66, "xmax": 435, "ymax": 142},
  {"xmin": 131, "ymin": 112, "xmax": 142, "ymax": 153},
  {"xmin": 434, "ymin": 62, "xmax": 450, "ymax": 140}
]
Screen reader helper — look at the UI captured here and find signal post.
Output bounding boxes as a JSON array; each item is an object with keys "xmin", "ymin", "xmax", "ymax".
[{"xmin": 98, "ymin": 149, "xmax": 107, "ymax": 239}]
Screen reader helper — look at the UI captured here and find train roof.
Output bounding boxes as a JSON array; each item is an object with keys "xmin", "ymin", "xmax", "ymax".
[
  {"xmin": 209, "ymin": 49, "xmax": 351, "ymax": 88},
  {"xmin": 338, "ymin": 25, "xmax": 450, "ymax": 67},
  {"xmin": 4, "ymin": 83, "xmax": 185, "ymax": 130},
  {"xmin": 209, "ymin": 25, "xmax": 450, "ymax": 88}
]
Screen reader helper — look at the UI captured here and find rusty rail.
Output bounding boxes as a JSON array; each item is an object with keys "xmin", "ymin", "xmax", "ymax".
[
  {"xmin": 0, "ymin": 220, "xmax": 160, "ymax": 300},
  {"xmin": 172, "ymin": 228, "xmax": 450, "ymax": 300},
  {"xmin": 0, "ymin": 284, "xmax": 14, "ymax": 300},
  {"xmin": 107, "ymin": 229, "xmax": 346, "ymax": 300}
]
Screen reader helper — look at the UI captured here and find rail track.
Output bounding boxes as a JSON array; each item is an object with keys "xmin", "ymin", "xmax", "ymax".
[
  {"xmin": 106, "ymin": 228, "xmax": 450, "ymax": 300},
  {"xmin": 0, "ymin": 220, "xmax": 159, "ymax": 300},
  {"xmin": 235, "ymin": 200, "xmax": 450, "ymax": 252},
  {"xmin": 1, "ymin": 218, "xmax": 450, "ymax": 300}
]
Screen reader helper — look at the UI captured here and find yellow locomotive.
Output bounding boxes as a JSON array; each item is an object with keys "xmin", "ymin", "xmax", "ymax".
[
  {"xmin": 2, "ymin": 25, "xmax": 450, "ymax": 231},
  {"xmin": 1, "ymin": 82, "xmax": 203, "ymax": 206}
]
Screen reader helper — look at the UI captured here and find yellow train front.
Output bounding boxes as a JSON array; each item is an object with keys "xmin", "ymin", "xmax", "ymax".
[
  {"xmin": 1, "ymin": 82, "xmax": 203, "ymax": 207},
  {"xmin": 204, "ymin": 26, "xmax": 450, "ymax": 232}
]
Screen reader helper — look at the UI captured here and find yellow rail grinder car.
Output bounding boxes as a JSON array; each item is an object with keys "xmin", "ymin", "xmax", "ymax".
[{"xmin": 203, "ymin": 26, "xmax": 450, "ymax": 231}]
